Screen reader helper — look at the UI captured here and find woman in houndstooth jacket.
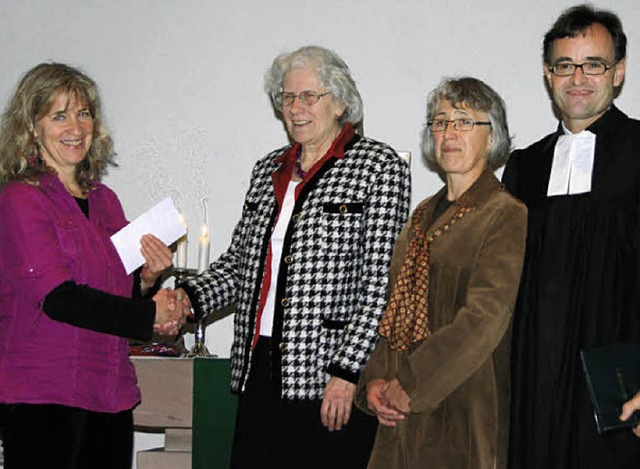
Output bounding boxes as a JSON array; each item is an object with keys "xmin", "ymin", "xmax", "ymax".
[{"xmin": 176, "ymin": 45, "xmax": 410, "ymax": 468}]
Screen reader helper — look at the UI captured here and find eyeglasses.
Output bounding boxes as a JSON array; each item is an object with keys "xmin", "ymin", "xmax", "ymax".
[
  {"xmin": 548, "ymin": 61, "xmax": 618, "ymax": 76},
  {"xmin": 428, "ymin": 118, "xmax": 492, "ymax": 132},
  {"xmin": 275, "ymin": 91, "xmax": 331, "ymax": 108}
]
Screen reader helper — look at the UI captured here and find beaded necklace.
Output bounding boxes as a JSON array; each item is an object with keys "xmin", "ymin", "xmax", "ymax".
[{"xmin": 295, "ymin": 152, "xmax": 307, "ymax": 180}]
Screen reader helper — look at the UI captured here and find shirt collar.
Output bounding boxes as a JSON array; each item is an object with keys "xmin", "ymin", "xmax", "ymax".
[{"xmin": 560, "ymin": 121, "xmax": 595, "ymax": 138}]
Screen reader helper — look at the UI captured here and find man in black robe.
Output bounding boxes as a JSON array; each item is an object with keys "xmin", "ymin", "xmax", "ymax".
[{"xmin": 503, "ymin": 4, "xmax": 640, "ymax": 468}]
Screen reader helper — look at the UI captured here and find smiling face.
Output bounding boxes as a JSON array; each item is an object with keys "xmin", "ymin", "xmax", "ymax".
[
  {"xmin": 281, "ymin": 67, "xmax": 345, "ymax": 155},
  {"xmin": 544, "ymin": 22, "xmax": 626, "ymax": 133},
  {"xmin": 34, "ymin": 90, "xmax": 93, "ymax": 178},
  {"xmin": 433, "ymin": 99, "xmax": 492, "ymax": 187}
]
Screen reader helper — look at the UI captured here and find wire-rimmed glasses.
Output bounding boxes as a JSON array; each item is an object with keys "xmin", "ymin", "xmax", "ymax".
[
  {"xmin": 428, "ymin": 118, "xmax": 492, "ymax": 132},
  {"xmin": 275, "ymin": 91, "xmax": 331, "ymax": 108}
]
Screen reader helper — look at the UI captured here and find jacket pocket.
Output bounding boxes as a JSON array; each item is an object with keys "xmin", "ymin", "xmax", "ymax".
[
  {"xmin": 54, "ymin": 220, "xmax": 83, "ymax": 259},
  {"xmin": 321, "ymin": 319, "xmax": 350, "ymax": 330},
  {"xmin": 321, "ymin": 202, "xmax": 365, "ymax": 256},
  {"xmin": 322, "ymin": 202, "xmax": 364, "ymax": 214}
]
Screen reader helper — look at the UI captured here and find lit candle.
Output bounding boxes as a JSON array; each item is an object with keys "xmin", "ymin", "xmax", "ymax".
[
  {"xmin": 176, "ymin": 213, "xmax": 188, "ymax": 268},
  {"xmin": 197, "ymin": 223, "xmax": 210, "ymax": 274}
]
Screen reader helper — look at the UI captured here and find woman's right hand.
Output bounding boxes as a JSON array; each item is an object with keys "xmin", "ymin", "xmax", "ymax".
[
  {"xmin": 173, "ymin": 288, "xmax": 192, "ymax": 310},
  {"xmin": 152, "ymin": 288, "xmax": 188, "ymax": 335},
  {"xmin": 172, "ymin": 287, "xmax": 195, "ymax": 323},
  {"xmin": 366, "ymin": 379, "xmax": 406, "ymax": 426}
]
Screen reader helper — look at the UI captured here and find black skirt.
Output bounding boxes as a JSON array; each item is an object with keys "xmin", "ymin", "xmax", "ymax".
[{"xmin": 230, "ymin": 336, "xmax": 377, "ymax": 469}]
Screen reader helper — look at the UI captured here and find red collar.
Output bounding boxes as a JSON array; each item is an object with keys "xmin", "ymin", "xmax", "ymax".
[
  {"xmin": 273, "ymin": 123, "xmax": 355, "ymax": 166},
  {"xmin": 271, "ymin": 123, "xmax": 356, "ymax": 207}
]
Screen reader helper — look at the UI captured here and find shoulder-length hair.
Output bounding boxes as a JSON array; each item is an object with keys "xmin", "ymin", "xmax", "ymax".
[
  {"xmin": 264, "ymin": 45, "xmax": 363, "ymax": 126},
  {"xmin": 421, "ymin": 77, "xmax": 512, "ymax": 173},
  {"xmin": 0, "ymin": 62, "xmax": 116, "ymax": 191}
]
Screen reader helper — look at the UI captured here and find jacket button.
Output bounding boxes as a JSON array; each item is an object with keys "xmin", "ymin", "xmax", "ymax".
[
  {"xmin": 284, "ymin": 254, "xmax": 293, "ymax": 264},
  {"xmin": 339, "ymin": 204, "xmax": 348, "ymax": 214},
  {"xmin": 281, "ymin": 297, "xmax": 290, "ymax": 307},
  {"xmin": 279, "ymin": 342, "xmax": 287, "ymax": 350},
  {"xmin": 292, "ymin": 213, "xmax": 300, "ymax": 222}
]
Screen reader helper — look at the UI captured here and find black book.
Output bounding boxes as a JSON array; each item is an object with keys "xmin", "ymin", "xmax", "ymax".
[{"xmin": 580, "ymin": 341, "xmax": 640, "ymax": 434}]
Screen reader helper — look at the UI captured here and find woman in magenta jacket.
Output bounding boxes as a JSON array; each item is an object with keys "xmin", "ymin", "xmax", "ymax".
[{"xmin": 0, "ymin": 63, "xmax": 184, "ymax": 469}]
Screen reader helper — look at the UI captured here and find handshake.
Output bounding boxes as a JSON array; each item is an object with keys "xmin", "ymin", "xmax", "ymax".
[{"xmin": 151, "ymin": 288, "xmax": 193, "ymax": 336}]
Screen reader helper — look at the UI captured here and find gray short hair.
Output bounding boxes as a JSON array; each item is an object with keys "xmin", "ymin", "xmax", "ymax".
[
  {"xmin": 264, "ymin": 45, "xmax": 363, "ymax": 126},
  {"xmin": 421, "ymin": 77, "xmax": 512, "ymax": 173}
]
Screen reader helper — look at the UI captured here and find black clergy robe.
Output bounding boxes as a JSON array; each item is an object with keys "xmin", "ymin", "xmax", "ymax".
[{"xmin": 503, "ymin": 106, "xmax": 640, "ymax": 469}]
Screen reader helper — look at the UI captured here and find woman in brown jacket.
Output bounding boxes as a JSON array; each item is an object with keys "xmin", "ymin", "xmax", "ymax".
[{"xmin": 358, "ymin": 77, "xmax": 527, "ymax": 469}]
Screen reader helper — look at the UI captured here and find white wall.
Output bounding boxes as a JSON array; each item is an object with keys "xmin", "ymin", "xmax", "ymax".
[
  {"xmin": 2, "ymin": 0, "xmax": 639, "ymax": 356},
  {"xmin": 1, "ymin": 0, "xmax": 639, "ymax": 465}
]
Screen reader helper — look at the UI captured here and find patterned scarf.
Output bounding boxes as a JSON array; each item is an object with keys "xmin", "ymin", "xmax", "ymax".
[{"xmin": 378, "ymin": 200, "xmax": 473, "ymax": 351}]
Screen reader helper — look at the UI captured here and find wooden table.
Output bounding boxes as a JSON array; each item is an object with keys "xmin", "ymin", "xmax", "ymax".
[
  {"xmin": 132, "ymin": 357, "xmax": 193, "ymax": 468},
  {"xmin": 131, "ymin": 356, "xmax": 237, "ymax": 469}
]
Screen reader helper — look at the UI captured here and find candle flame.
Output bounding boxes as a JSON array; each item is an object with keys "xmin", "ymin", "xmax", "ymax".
[{"xmin": 200, "ymin": 224, "xmax": 209, "ymax": 239}]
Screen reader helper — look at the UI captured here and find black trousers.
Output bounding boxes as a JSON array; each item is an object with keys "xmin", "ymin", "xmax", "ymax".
[
  {"xmin": 230, "ymin": 337, "xmax": 377, "ymax": 469},
  {"xmin": 0, "ymin": 403, "xmax": 133, "ymax": 469}
]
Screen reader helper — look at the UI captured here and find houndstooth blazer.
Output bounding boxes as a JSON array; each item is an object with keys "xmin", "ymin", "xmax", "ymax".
[{"xmin": 180, "ymin": 132, "xmax": 411, "ymax": 400}]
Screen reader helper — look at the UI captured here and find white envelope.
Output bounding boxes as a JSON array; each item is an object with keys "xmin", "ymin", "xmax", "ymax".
[{"xmin": 111, "ymin": 196, "xmax": 187, "ymax": 274}]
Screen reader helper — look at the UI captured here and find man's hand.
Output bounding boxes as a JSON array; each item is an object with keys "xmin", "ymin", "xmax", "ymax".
[{"xmin": 620, "ymin": 390, "xmax": 640, "ymax": 437}]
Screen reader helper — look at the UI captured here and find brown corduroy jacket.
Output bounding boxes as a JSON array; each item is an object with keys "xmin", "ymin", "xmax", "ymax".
[{"xmin": 357, "ymin": 170, "xmax": 527, "ymax": 469}]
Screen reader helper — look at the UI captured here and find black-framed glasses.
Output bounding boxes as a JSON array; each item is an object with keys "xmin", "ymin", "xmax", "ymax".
[
  {"xmin": 428, "ymin": 118, "xmax": 492, "ymax": 132},
  {"xmin": 549, "ymin": 61, "xmax": 618, "ymax": 76},
  {"xmin": 275, "ymin": 91, "xmax": 331, "ymax": 108}
]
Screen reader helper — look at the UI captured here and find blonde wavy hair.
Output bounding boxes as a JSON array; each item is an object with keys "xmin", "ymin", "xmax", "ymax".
[{"xmin": 0, "ymin": 62, "xmax": 116, "ymax": 191}]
